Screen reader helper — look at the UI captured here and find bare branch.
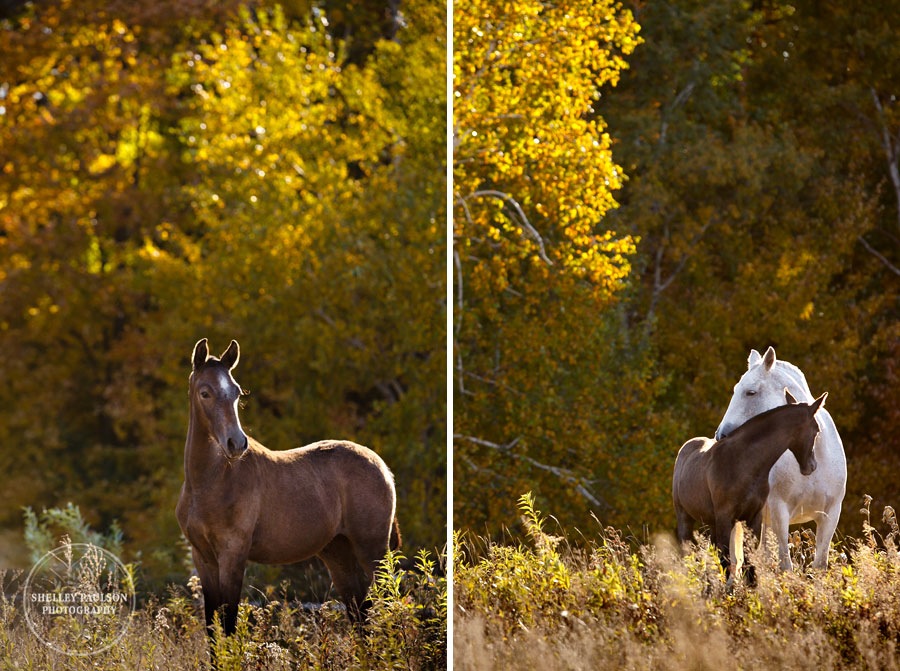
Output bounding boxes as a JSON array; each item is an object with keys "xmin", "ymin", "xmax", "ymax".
[
  {"xmin": 453, "ymin": 248, "xmax": 464, "ymax": 332},
  {"xmin": 454, "ymin": 434, "xmax": 521, "ymax": 452},
  {"xmin": 645, "ymin": 217, "xmax": 714, "ymax": 331},
  {"xmin": 456, "ymin": 190, "xmax": 553, "ymax": 265},
  {"xmin": 858, "ymin": 234, "xmax": 900, "ymax": 277},
  {"xmin": 871, "ymin": 88, "xmax": 900, "ymax": 231},
  {"xmin": 454, "ymin": 434, "xmax": 605, "ymax": 509},
  {"xmin": 455, "ymin": 368, "xmax": 525, "ymax": 396},
  {"xmin": 659, "ymin": 80, "xmax": 696, "ymax": 148}
]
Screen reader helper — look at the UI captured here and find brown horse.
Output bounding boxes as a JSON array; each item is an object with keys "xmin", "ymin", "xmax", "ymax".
[
  {"xmin": 176, "ymin": 339, "xmax": 400, "ymax": 637},
  {"xmin": 672, "ymin": 389, "xmax": 825, "ymax": 583}
]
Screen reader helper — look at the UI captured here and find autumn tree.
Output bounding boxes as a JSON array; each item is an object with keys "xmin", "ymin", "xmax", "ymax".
[
  {"xmin": 453, "ymin": 0, "xmax": 683, "ymax": 534},
  {"xmin": 454, "ymin": 0, "xmax": 898, "ymax": 541},
  {"xmin": 601, "ymin": 0, "xmax": 897, "ymax": 533},
  {"xmin": 0, "ymin": 0, "xmax": 445, "ymax": 581}
]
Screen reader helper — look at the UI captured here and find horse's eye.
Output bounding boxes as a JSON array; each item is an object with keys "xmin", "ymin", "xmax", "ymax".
[
  {"xmin": 200, "ymin": 390, "xmax": 211, "ymax": 400},
  {"xmin": 745, "ymin": 390, "xmax": 757, "ymax": 397}
]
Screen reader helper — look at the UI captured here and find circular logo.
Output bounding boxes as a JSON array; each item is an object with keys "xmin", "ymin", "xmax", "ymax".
[{"xmin": 23, "ymin": 543, "xmax": 136, "ymax": 656}]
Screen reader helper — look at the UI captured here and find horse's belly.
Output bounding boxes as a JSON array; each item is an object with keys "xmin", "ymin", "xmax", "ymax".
[
  {"xmin": 247, "ymin": 501, "xmax": 342, "ymax": 564},
  {"xmin": 247, "ymin": 541, "xmax": 318, "ymax": 565}
]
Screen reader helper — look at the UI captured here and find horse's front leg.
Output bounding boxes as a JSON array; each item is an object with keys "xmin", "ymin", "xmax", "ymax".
[
  {"xmin": 742, "ymin": 511, "xmax": 766, "ymax": 587},
  {"xmin": 216, "ymin": 552, "xmax": 248, "ymax": 636},
  {"xmin": 192, "ymin": 548, "xmax": 223, "ymax": 637},
  {"xmin": 767, "ymin": 499, "xmax": 793, "ymax": 571},
  {"xmin": 714, "ymin": 517, "xmax": 734, "ymax": 582},
  {"xmin": 812, "ymin": 502, "xmax": 841, "ymax": 570}
]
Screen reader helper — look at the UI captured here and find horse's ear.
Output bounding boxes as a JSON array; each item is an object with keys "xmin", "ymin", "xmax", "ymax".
[
  {"xmin": 763, "ymin": 346, "xmax": 777, "ymax": 371},
  {"xmin": 810, "ymin": 391, "xmax": 827, "ymax": 414},
  {"xmin": 784, "ymin": 388, "xmax": 798, "ymax": 405},
  {"xmin": 220, "ymin": 340, "xmax": 240, "ymax": 370},
  {"xmin": 192, "ymin": 338, "xmax": 209, "ymax": 370},
  {"xmin": 747, "ymin": 349, "xmax": 762, "ymax": 369}
]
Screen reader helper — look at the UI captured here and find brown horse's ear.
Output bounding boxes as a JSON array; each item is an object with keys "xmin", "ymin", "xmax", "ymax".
[
  {"xmin": 784, "ymin": 388, "xmax": 798, "ymax": 405},
  {"xmin": 220, "ymin": 340, "xmax": 240, "ymax": 370},
  {"xmin": 810, "ymin": 391, "xmax": 827, "ymax": 414},
  {"xmin": 192, "ymin": 338, "xmax": 209, "ymax": 370},
  {"xmin": 763, "ymin": 346, "xmax": 777, "ymax": 371}
]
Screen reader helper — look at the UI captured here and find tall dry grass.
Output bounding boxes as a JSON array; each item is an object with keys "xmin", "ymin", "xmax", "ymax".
[
  {"xmin": 1, "ymin": 548, "xmax": 446, "ymax": 670},
  {"xmin": 454, "ymin": 493, "xmax": 900, "ymax": 671}
]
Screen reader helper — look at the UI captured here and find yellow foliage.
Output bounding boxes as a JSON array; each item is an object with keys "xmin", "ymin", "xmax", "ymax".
[
  {"xmin": 454, "ymin": 0, "xmax": 641, "ymax": 290},
  {"xmin": 453, "ymin": 0, "xmax": 664, "ymax": 536}
]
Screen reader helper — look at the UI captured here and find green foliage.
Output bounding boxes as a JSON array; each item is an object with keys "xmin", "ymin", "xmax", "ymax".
[
  {"xmin": 456, "ymin": 494, "xmax": 900, "ymax": 669},
  {"xmin": 363, "ymin": 548, "xmax": 447, "ymax": 670},
  {"xmin": 1, "ymin": 559, "xmax": 445, "ymax": 670},
  {"xmin": 22, "ymin": 503, "xmax": 123, "ymax": 564}
]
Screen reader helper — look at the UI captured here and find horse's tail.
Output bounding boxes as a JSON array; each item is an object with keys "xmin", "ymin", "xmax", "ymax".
[{"xmin": 390, "ymin": 517, "xmax": 402, "ymax": 551}]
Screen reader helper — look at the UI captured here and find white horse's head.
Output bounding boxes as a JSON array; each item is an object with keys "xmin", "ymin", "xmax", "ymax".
[{"xmin": 715, "ymin": 346, "xmax": 815, "ymax": 440}]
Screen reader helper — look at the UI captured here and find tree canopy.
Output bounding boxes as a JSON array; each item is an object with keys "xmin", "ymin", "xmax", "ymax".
[
  {"xmin": 0, "ymin": 0, "xmax": 446, "ymax": 582},
  {"xmin": 454, "ymin": 0, "xmax": 899, "ymax": 539}
]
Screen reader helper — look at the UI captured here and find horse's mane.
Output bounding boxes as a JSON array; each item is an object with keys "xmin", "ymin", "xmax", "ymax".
[{"xmin": 771, "ymin": 359, "xmax": 815, "ymax": 401}]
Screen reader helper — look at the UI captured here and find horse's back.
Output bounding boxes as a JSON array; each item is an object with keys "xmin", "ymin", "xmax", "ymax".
[
  {"xmin": 247, "ymin": 439, "xmax": 396, "ymax": 563},
  {"xmin": 265, "ymin": 439, "xmax": 395, "ymax": 497},
  {"xmin": 289, "ymin": 439, "xmax": 393, "ymax": 482}
]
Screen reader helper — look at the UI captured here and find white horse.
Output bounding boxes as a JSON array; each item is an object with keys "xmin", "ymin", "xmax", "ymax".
[{"xmin": 715, "ymin": 347, "xmax": 846, "ymax": 570}]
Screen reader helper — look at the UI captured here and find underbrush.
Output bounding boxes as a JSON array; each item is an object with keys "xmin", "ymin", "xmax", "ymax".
[
  {"xmin": 454, "ymin": 493, "xmax": 900, "ymax": 670},
  {"xmin": 0, "ymin": 548, "xmax": 446, "ymax": 670}
]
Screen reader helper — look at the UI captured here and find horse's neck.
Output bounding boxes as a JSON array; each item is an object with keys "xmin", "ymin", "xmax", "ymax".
[
  {"xmin": 774, "ymin": 361, "xmax": 814, "ymax": 401},
  {"xmin": 184, "ymin": 410, "xmax": 225, "ymax": 486},
  {"xmin": 729, "ymin": 415, "xmax": 798, "ymax": 474}
]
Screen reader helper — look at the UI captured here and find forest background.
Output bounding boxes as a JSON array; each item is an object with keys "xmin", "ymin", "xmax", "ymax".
[
  {"xmin": 0, "ymin": 0, "xmax": 446, "ymax": 588},
  {"xmin": 454, "ymin": 0, "xmax": 899, "ymax": 542}
]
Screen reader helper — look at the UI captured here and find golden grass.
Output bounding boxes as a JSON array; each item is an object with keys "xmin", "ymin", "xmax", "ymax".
[
  {"xmin": 1, "ymin": 549, "xmax": 446, "ymax": 670},
  {"xmin": 454, "ymin": 494, "xmax": 900, "ymax": 671}
]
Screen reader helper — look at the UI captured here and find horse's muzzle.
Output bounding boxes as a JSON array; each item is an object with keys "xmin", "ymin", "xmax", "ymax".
[
  {"xmin": 225, "ymin": 434, "xmax": 249, "ymax": 460},
  {"xmin": 800, "ymin": 458, "xmax": 817, "ymax": 476}
]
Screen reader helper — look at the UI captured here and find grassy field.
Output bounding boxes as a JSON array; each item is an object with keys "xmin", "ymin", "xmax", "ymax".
[
  {"xmin": 454, "ymin": 494, "xmax": 900, "ymax": 671},
  {"xmin": 0, "ymin": 549, "xmax": 446, "ymax": 670}
]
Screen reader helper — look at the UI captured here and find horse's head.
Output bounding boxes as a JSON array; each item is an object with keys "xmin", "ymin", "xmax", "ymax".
[
  {"xmin": 784, "ymin": 388, "xmax": 826, "ymax": 476},
  {"xmin": 189, "ymin": 338, "xmax": 249, "ymax": 461},
  {"xmin": 715, "ymin": 346, "xmax": 806, "ymax": 440}
]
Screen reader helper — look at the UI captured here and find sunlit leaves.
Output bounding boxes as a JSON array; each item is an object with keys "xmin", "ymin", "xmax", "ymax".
[
  {"xmin": 454, "ymin": 0, "xmax": 641, "ymax": 287},
  {"xmin": 453, "ymin": 0, "xmax": 655, "ymax": 535}
]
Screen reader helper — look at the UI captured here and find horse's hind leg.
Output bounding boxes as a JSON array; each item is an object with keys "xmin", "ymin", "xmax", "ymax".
[
  {"xmin": 674, "ymin": 504, "xmax": 694, "ymax": 547},
  {"xmin": 319, "ymin": 535, "xmax": 373, "ymax": 623}
]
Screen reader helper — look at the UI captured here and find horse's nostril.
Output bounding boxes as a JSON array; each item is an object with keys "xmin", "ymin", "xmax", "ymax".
[{"xmin": 227, "ymin": 435, "xmax": 248, "ymax": 454}]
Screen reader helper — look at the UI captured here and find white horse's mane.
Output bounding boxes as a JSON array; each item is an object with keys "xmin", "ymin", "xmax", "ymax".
[{"xmin": 772, "ymin": 360, "xmax": 814, "ymax": 400}]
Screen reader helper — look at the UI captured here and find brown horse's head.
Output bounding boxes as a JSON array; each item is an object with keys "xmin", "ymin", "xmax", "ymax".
[
  {"xmin": 190, "ymin": 338, "xmax": 249, "ymax": 461},
  {"xmin": 784, "ymin": 388, "xmax": 826, "ymax": 476}
]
